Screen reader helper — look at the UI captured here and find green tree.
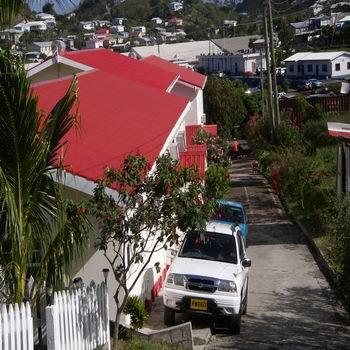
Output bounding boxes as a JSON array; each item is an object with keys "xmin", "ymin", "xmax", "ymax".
[
  {"xmin": 42, "ymin": 2, "xmax": 56, "ymax": 15},
  {"xmin": 0, "ymin": 51, "xmax": 90, "ymax": 303},
  {"xmin": 88, "ymin": 154, "xmax": 218, "ymax": 348},
  {"xmin": 204, "ymin": 77, "xmax": 247, "ymax": 138}
]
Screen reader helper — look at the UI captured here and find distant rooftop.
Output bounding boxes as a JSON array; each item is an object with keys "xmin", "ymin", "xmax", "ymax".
[
  {"xmin": 284, "ymin": 51, "xmax": 350, "ymax": 62},
  {"xmin": 212, "ymin": 35, "xmax": 261, "ymax": 53},
  {"xmin": 130, "ymin": 40, "xmax": 222, "ymax": 62}
]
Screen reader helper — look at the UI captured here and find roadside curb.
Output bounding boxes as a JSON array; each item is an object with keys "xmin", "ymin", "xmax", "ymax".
[
  {"xmin": 278, "ymin": 196, "xmax": 350, "ymax": 321},
  {"xmin": 277, "ymin": 194, "xmax": 337, "ymax": 290}
]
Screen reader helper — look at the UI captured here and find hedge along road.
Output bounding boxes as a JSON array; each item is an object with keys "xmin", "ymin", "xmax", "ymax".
[{"xmin": 207, "ymin": 153, "xmax": 350, "ymax": 350}]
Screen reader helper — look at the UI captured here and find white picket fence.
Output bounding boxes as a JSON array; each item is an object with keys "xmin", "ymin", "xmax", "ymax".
[
  {"xmin": 46, "ymin": 282, "xmax": 110, "ymax": 350},
  {"xmin": 0, "ymin": 302, "xmax": 34, "ymax": 350}
]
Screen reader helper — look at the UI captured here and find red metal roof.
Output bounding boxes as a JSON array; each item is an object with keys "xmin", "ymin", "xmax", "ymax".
[
  {"xmin": 328, "ymin": 122, "xmax": 350, "ymax": 140},
  {"xmin": 62, "ymin": 49, "xmax": 178, "ymax": 91},
  {"xmin": 185, "ymin": 124, "xmax": 218, "ymax": 146},
  {"xmin": 33, "ymin": 70, "xmax": 189, "ymax": 182},
  {"xmin": 142, "ymin": 55, "xmax": 207, "ymax": 89},
  {"xmin": 179, "ymin": 148, "xmax": 207, "ymax": 179}
]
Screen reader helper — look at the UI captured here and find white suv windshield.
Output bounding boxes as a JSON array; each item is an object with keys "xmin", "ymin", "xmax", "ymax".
[{"xmin": 179, "ymin": 231, "xmax": 237, "ymax": 264}]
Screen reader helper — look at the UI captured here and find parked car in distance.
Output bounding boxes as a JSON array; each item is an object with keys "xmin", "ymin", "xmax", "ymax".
[
  {"xmin": 163, "ymin": 222, "xmax": 251, "ymax": 334},
  {"xmin": 210, "ymin": 200, "xmax": 248, "ymax": 243},
  {"xmin": 297, "ymin": 80, "xmax": 312, "ymax": 91},
  {"xmin": 307, "ymin": 78, "xmax": 323, "ymax": 89}
]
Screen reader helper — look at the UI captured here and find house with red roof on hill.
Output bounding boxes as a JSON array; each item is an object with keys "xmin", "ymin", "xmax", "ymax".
[{"xmin": 30, "ymin": 48, "xmax": 215, "ymax": 323}]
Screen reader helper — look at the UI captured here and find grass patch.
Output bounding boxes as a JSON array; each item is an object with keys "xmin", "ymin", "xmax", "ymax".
[{"xmin": 118, "ymin": 336, "xmax": 183, "ymax": 350}]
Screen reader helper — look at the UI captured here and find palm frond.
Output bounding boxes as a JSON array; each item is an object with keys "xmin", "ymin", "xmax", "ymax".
[
  {"xmin": 0, "ymin": 50, "xmax": 90, "ymax": 303},
  {"xmin": 0, "ymin": 0, "xmax": 23, "ymax": 29}
]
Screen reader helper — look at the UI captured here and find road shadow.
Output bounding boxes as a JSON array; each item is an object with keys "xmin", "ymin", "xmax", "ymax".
[{"xmin": 209, "ymin": 285, "xmax": 350, "ymax": 350}]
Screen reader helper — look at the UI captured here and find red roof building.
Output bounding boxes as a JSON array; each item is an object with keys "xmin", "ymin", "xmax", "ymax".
[
  {"xmin": 142, "ymin": 55, "xmax": 206, "ymax": 89},
  {"xmin": 63, "ymin": 49, "xmax": 179, "ymax": 91},
  {"xmin": 33, "ymin": 70, "xmax": 189, "ymax": 182},
  {"xmin": 30, "ymin": 49, "xmax": 212, "ymax": 183}
]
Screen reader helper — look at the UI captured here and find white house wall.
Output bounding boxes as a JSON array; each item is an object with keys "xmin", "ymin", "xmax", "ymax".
[
  {"xmin": 331, "ymin": 55, "xmax": 350, "ymax": 77},
  {"xmin": 170, "ymin": 81, "xmax": 202, "ymax": 125},
  {"xmin": 62, "ymin": 182, "xmax": 170, "ymax": 324},
  {"xmin": 286, "ymin": 55, "xmax": 350, "ymax": 78},
  {"xmin": 198, "ymin": 54, "xmax": 266, "ymax": 75}
]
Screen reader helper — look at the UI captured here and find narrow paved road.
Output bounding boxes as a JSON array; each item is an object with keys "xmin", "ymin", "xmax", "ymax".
[{"xmin": 207, "ymin": 154, "xmax": 350, "ymax": 350}]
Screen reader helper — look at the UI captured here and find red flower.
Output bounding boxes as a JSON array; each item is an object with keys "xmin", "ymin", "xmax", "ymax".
[{"xmin": 78, "ymin": 207, "xmax": 86, "ymax": 215}]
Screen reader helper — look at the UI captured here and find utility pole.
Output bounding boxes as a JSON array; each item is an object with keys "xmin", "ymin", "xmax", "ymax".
[
  {"xmin": 263, "ymin": 3, "xmax": 275, "ymax": 136},
  {"xmin": 266, "ymin": 0, "xmax": 280, "ymax": 125},
  {"xmin": 259, "ymin": 48, "xmax": 265, "ymax": 119}
]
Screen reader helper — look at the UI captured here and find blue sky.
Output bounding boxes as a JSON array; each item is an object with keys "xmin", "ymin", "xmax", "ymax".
[{"xmin": 28, "ymin": 0, "xmax": 80, "ymax": 14}]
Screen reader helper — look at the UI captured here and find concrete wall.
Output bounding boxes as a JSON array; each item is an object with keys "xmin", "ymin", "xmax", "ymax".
[
  {"xmin": 139, "ymin": 322, "xmax": 194, "ymax": 350},
  {"xmin": 29, "ymin": 63, "xmax": 83, "ymax": 83}
]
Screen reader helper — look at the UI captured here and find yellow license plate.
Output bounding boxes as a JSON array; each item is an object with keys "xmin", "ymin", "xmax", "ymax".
[{"xmin": 190, "ymin": 299, "xmax": 208, "ymax": 311}]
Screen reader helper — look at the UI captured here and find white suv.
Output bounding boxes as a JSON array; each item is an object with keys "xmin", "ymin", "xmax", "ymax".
[{"xmin": 163, "ymin": 221, "xmax": 251, "ymax": 334}]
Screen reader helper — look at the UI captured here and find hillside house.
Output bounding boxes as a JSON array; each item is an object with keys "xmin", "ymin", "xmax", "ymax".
[
  {"xmin": 198, "ymin": 52, "xmax": 266, "ymax": 75},
  {"xmin": 223, "ymin": 20, "xmax": 237, "ymax": 27},
  {"xmin": 28, "ymin": 41, "xmax": 53, "ymax": 56},
  {"xmin": 169, "ymin": 1, "xmax": 183, "ymax": 11},
  {"xmin": 337, "ymin": 15, "xmax": 350, "ymax": 27},
  {"xmin": 13, "ymin": 21, "xmax": 30, "ymax": 32},
  {"xmin": 168, "ymin": 17, "xmax": 183, "ymax": 27},
  {"xmin": 93, "ymin": 20, "xmax": 111, "ymax": 27},
  {"xmin": 112, "ymin": 17, "xmax": 126, "ymax": 25},
  {"xmin": 29, "ymin": 48, "xmax": 211, "ymax": 323},
  {"xmin": 80, "ymin": 21, "xmax": 95, "ymax": 30},
  {"xmin": 86, "ymin": 38, "xmax": 104, "ymax": 49},
  {"xmin": 35, "ymin": 12, "xmax": 56, "ymax": 28},
  {"xmin": 310, "ymin": 2, "xmax": 323, "ymax": 15},
  {"xmin": 309, "ymin": 15, "xmax": 331, "ymax": 29},
  {"xmin": 110, "ymin": 25, "xmax": 125, "ymax": 33},
  {"xmin": 285, "ymin": 51, "xmax": 350, "ymax": 79},
  {"xmin": 131, "ymin": 26, "xmax": 146, "ymax": 34},
  {"xmin": 151, "ymin": 17, "xmax": 163, "ymax": 25},
  {"xmin": 289, "ymin": 20, "xmax": 311, "ymax": 36},
  {"xmin": 0, "ymin": 29, "xmax": 23, "ymax": 44}
]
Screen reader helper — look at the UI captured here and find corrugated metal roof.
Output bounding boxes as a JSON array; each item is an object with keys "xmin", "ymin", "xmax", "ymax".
[
  {"xmin": 63, "ymin": 49, "xmax": 178, "ymax": 91},
  {"xmin": 142, "ymin": 55, "xmax": 206, "ymax": 88},
  {"xmin": 212, "ymin": 35, "xmax": 261, "ymax": 53},
  {"xmin": 33, "ymin": 70, "xmax": 189, "ymax": 182},
  {"xmin": 339, "ymin": 15, "xmax": 350, "ymax": 22},
  {"xmin": 284, "ymin": 51, "xmax": 350, "ymax": 62},
  {"xmin": 130, "ymin": 40, "xmax": 222, "ymax": 61}
]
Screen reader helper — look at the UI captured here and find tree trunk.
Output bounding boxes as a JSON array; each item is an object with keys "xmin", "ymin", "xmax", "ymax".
[{"xmin": 112, "ymin": 309, "xmax": 121, "ymax": 350}]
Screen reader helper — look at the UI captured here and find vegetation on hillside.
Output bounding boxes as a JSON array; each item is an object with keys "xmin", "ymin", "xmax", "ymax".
[
  {"xmin": 245, "ymin": 97, "xmax": 350, "ymax": 311},
  {"xmin": 204, "ymin": 77, "xmax": 261, "ymax": 139}
]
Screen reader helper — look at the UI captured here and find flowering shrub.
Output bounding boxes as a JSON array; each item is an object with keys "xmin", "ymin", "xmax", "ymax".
[{"xmin": 192, "ymin": 129, "xmax": 228, "ymax": 165}]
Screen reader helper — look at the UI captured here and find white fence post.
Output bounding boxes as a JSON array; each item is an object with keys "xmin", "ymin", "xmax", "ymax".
[
  {"xmin": 0, "ymin": 302, "xmax": 34, "ymax": 350},
  {"xmin": 45, "ymin": 282, "xmax": 110, "ymax": 350}
]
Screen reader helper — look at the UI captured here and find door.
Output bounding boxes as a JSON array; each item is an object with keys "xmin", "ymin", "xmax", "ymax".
[{"xmin": 316, "ymin": 64, "xmax": 319, "ymax": 77}]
